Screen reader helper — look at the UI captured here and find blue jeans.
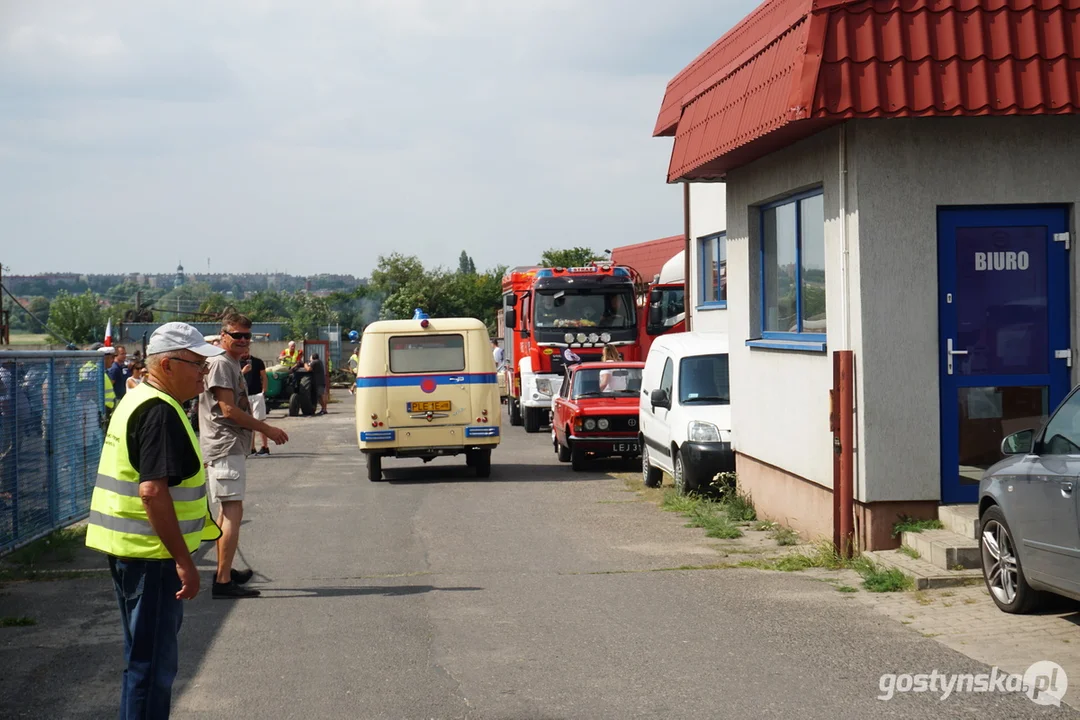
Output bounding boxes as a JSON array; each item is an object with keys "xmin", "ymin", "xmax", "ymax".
[{"xmin": 109, "ymin": 557, "xmax": 184, "ymax": 720}]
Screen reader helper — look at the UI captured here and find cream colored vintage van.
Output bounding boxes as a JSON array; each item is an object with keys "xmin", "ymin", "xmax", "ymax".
[{"xmin": 355, "ymin": 312, "xmax": 501, "ymax": 481}]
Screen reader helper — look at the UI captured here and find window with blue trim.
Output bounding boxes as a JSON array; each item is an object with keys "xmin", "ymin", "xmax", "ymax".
[
  {"xmin": 699, "ymin": 232, "xmax": 726, "ymax": 307},
  {"xmin": 761, "ymin": 191, "xmax": 825, "ymax": 339}
]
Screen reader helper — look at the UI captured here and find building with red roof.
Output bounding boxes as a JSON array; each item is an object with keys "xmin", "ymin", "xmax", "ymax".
[{"xmin": 654, "ymin": 0, "xmax": 1080, "ymax": 552}]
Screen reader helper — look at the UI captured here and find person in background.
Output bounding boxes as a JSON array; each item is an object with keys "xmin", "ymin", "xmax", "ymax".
[
  {"xmin": 492, "ymin": 339, "xmax": 504, "ymax": 368},
  {"xmin": 84, "ymin": 344, "xmax": 117, "ymax": 415},
  {"xmin": 107, "ymin": 345, "xmax": 129, "ymax": 402},
  {"xmin": 279, "ymin": 341, "xmax": 300, "ymax": 367},
  {"xmin": 305, "ymin": 353, "xmax": 328, "ymax": 415},
  {"xmin": 200, "ymin": 313, "xmax": 289, "ymax": 599},
  {"xmin": 126, "ymin": 362, "xmax": 146, "ymax": 391},
  {"xmin": 242, "ymin": 352, "xmax": 269, "ymax": 455},
  {"xmin": 347, "ymin": 346, "xmax": 360, "ymax": 395},
  {"xmin": 84, "ymin": 322, "xmax": 224, "ymax": 719},
  {"xmin": 598, "ymin": 345, "xmax": 627, "ymax": 393}
]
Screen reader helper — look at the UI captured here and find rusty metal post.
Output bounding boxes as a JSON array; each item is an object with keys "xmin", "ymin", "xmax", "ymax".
[
  {"xmin": 838, "ymin": 350, "xmax": 855, "ymax": 558},
  {"xmin": 682, "ymin": 182, "xmax": 692, "ymax": 332},
  {"xmin": 831, "ymin": 352, "xmax": 841, "ymax": 553}
]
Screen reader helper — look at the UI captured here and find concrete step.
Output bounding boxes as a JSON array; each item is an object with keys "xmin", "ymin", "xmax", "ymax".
[
  {"xmin": 938, "ymin": 503, "xmax": 979, "ymax": 540},
  {"xmin": 901, "ymin": 528, "xmax": 981, "ymax": 570},
  {"xmin": 865, "ymin": 549, "xmax": 984, "ymax": 590}
]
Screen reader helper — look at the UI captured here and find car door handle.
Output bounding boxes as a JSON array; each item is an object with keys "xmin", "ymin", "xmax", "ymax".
[{"xmin": 1061, "ymin": 480, "xmax": 1075, "ymax": 497}]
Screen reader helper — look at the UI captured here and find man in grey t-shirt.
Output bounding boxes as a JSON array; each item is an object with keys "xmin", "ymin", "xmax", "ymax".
[{"xmin": 199, "ymin": 313, "xmax": 289, "ymax": 599}]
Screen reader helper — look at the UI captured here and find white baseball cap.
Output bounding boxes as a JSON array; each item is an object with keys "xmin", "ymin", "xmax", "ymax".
[
  {"xmin": 147, "ymin": 322, "xmax": 226, "ymax": 357},
  {"xmin": 96, "ymin": 346, "xmax": 117, "ymax": 356}
]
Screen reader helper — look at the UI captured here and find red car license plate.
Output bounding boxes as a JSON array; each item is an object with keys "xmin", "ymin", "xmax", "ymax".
[{"xmin": 613, "ymin": 442, "xmax": 639, "ymax": 453}]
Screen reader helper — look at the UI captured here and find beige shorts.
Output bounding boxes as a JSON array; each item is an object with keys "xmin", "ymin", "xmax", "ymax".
[
  {"xmin": 207, "ymin": 455, "xmax": 247, "ymax": 503},
  {"xmin": 249, "ymin": 392, "xmax": 267, "ymax": 421}
]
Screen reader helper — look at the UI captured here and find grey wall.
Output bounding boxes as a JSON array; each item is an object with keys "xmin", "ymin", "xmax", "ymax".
[{"xmin": 854, "ymin": 115, "xmax": 1080, "ymax": 502}]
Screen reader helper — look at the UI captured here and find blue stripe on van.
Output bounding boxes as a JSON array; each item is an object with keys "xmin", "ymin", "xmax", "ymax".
[{"xmin": 355, "ymin": 373, "xmax": 498, "ymax": 388}]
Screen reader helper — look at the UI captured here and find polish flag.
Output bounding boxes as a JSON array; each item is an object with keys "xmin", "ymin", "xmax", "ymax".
[{"xmin": 103, "ymin": 319, "xmax": 113, "ymax": 347}]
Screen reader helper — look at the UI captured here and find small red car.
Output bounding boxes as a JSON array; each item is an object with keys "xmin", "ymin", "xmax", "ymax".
[{"xmin": 551, "ymin": 361, "xmax": 645, "ymax": 470}]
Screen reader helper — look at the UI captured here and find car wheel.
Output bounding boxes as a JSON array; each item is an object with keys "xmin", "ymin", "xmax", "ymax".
[
  {"xmin": 570, "ymin": 443, "xmax": 587, "ymax": 471},
  {"xmin": 557, "ymin": 435, "xmax": 571, "ymax": 463},
  {"xmin": 367, "ymin": 453, "xmax": 384, "ymax": 482},
  {"xmin": 288, "ymin": 393, "xmax": 300, "ymax": 417},
  {"xmin": 642, "ymin": 443, "xmax": 662, "ymax": 488},
  {"xmin": 472, "ymin": 449, "xmax": 492, "ymax": 478},
  {"xmin": 524, "ymin": 406, "xmax": 542, "ymax": 433},
  {"xmin": 509, "ymin": 399, "xmax": 523, "ymax": 426},
  {"xmin": 980, "ymin": 504, "xmax": 1042, "ymax": 614},
  {"xmin": 673, "ymin": 449, "xmax": 690, "ymax": 496}
]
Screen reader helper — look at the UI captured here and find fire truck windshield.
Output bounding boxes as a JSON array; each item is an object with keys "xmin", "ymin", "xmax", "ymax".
[{"xmin": 533, "ymin": 291, "xmax": 634, "ymax": 329}]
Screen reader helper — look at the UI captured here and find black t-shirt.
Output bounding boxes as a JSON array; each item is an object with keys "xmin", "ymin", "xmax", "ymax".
[
  {"xmin": 243, "ymin": 356, "xmax": 266, "ymax": 396},
  {"xmin": 127, "ymin": 399, "xmax": 201, "ymax": 487},
  {"xmin": 309, "ymin": 359, "xmax": 325, "ymax": 387}
]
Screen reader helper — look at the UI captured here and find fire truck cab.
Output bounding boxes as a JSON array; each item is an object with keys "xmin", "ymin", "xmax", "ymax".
[
  {"xmin": 639, "ymin": 250, "xmax": 687, "ymax": 357},
  {"xmin": 502, "ymin": 263, "xmax": 640, "ymax": 433}
]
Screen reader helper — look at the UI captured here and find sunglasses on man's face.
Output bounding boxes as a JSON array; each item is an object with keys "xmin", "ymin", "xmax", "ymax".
[
  {"xmin": 223, "ymin": 331, "xmax": 252, "ymax": 340},
  {"xmin": 169, "ymin": 357, "xmax": 209, "ymax": 373}
]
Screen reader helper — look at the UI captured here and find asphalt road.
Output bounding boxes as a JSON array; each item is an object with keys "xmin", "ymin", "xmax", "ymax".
[{"xmin": 1, "ymin": 394, "xmax": 1075, "ymax": 719}]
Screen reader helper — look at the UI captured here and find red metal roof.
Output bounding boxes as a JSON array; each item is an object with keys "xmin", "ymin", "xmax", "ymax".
[
  {"xmin": 656, "ymin": 0, "xmax": 1080, "ymax": 181},
  {"xmin": 610, "ymin": 235, "xmax": 684, "ymax": 282}
]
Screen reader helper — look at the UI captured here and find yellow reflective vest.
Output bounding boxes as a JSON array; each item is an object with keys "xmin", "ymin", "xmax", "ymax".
[
  {"xmin": 79, "ymin": 360, "xmax": 116, "ymax": 410},
  {"xmin": 85, "ymin": 382, "xmax": 221, "ymax": 559}
]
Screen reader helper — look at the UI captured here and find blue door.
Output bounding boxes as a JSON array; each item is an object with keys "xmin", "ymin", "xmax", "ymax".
[{"xmin": 938, "ymin": 207, "xmax": 1071, "ymax": 504}]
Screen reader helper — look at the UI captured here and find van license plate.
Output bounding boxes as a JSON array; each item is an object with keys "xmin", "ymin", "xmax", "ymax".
[
  {"xmin": 407, "ymin": 401, "xmax": 451, "ymax": 412},
  {"xmin": 613, "ymin": 442, "xmax": 639, "ymax": 453}
]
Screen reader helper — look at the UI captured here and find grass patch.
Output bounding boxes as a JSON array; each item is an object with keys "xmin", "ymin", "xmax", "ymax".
[
  {"xmin": 769, "ymin": 526, "xmax": 800, "ymax": 546},
  {"xmin": 861, "ymin": 566, "xmax": 914, "ymax": 592},
  {"xmin": 735, "ymin": 540, "xmax": 912, "ymax": 592},
  {"xmin": 754, "ymin": 520, "xmax": 776, "ymax": 532},
  {"xmin": 835, "ymin": 585, "xmax": 858, "ymax": 593},
  {"xmin": 0, "ymin": 616, "xmax": 36, "ymax": 627},
  {"xmin": 3, "ymin": 526, "xmax": 87, "ymax": 567},
  {"xmin": 661, "ymin": 490, "xmax": 747, "ymax": 539},
  {"xmin": 892, "ymin": 516, "xmax": 944, "ymax": 537},
  {"xmin": 899, "ymin": 545, "xmax": 920, "ymax": 560}
]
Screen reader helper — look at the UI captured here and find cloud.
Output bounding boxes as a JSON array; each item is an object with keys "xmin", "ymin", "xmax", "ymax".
[{"xmin": 0, "ymin": 0, "xmax": 759, "ymax": 276}]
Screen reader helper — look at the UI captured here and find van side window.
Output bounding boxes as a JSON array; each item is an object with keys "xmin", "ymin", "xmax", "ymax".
[{"xmin": 659, "ymin": 358, "xmax": 674, "ymax": 398}]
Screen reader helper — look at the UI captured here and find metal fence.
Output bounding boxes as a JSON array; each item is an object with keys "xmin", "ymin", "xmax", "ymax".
[{"xmin": 0, "ymin": 351, "xmax": 105, "ymax": 554}]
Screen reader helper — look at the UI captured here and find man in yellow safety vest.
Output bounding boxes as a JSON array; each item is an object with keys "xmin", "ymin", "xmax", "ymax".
[
  {"xmin": 279, "ymin": 340, "xmax": 301, "ymax": 367},
  {"xmin": 85, "ymin": 322, "xmax": 224, "ymax": 719}
]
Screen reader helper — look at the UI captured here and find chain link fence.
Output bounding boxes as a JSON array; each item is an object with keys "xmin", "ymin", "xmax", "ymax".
[{"xmin": 1, "ymin": 351, "xmax": 105, "ymax": 554}]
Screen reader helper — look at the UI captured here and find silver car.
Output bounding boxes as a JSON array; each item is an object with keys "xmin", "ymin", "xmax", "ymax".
[{"xmin": 979, "ymin": 387, "xmax": 1080, "ymax": 613}]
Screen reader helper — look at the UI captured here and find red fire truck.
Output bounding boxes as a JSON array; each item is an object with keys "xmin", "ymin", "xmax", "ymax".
[
  {"xmin": 638, "ymin": 250, "xmax": 687, "ymax": 357},
  {"xmin": 501, "ymin": 263, "xmax": 641, "ymax": 433}
]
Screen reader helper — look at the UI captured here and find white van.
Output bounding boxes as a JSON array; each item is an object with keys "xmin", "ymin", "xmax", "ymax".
[{"xmin": 639, "ymin": 332, "xmax": 733, "ymax": 494}]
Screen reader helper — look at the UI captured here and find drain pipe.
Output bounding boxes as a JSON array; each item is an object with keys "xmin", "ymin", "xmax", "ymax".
[
  {"xmin": 682, "ymin": 181, "xmax": 692, "ymax": 332},
  {"xmin": 833, "ymin": 124, "xmax": 855, "ymax": 557}
]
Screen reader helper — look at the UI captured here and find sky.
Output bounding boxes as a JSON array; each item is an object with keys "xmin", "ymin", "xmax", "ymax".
[{"xmin": 0, "ymin": 0, "xmax": 759, "ymax": 278}]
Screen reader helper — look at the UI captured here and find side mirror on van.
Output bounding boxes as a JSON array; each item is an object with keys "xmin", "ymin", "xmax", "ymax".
[
  {"xmin": 504, "ymin": 308, "xmax": 516, "ymax": 330},
  {"xmin": 646, "ymin": 290, "xmax": 663, "ymax": 334},
  {"xmin": 650, "ymin": 389, "xmax": 670, "ymax": 410}
]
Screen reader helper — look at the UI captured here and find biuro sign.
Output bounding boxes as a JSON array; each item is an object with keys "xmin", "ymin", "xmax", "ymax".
[{"xmin": 975, "ymin": 251, "xmax": 1030, "ymax": 272}]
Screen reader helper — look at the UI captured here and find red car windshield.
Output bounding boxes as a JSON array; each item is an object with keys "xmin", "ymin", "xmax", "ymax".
[{"xmin": 572, "ymin": 367, "xmax": 643, "ymax": 398}]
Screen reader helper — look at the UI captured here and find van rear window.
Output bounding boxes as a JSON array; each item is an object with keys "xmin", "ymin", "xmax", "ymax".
[{"xmin": 389, "ymin": 334, "xmax": 466, "ymax": 373}]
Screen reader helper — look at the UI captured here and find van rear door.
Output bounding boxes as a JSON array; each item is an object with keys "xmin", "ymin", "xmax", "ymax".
[{"xmin": 383, "ymin": 332, "xmax": 474, "ymax": 429}]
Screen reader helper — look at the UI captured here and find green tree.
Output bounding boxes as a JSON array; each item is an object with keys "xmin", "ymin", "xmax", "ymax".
[
  {"xmin": 198, "ymin": 292, "xmax": 230, "ymax": 317},
  {"xmin": 457, "ymin": 251, "xmax": 476, "ymax": 275},
  {"xmin": 540, "ymin": 247, "xmax": 603, "ymax": 269},
  {"xmin": 50, "ymin": 290, "xmax": 103, "ymax": 344},
  {"xmin": 369, "ymin": 253, "xmax": 425, "ymax": 296}
]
